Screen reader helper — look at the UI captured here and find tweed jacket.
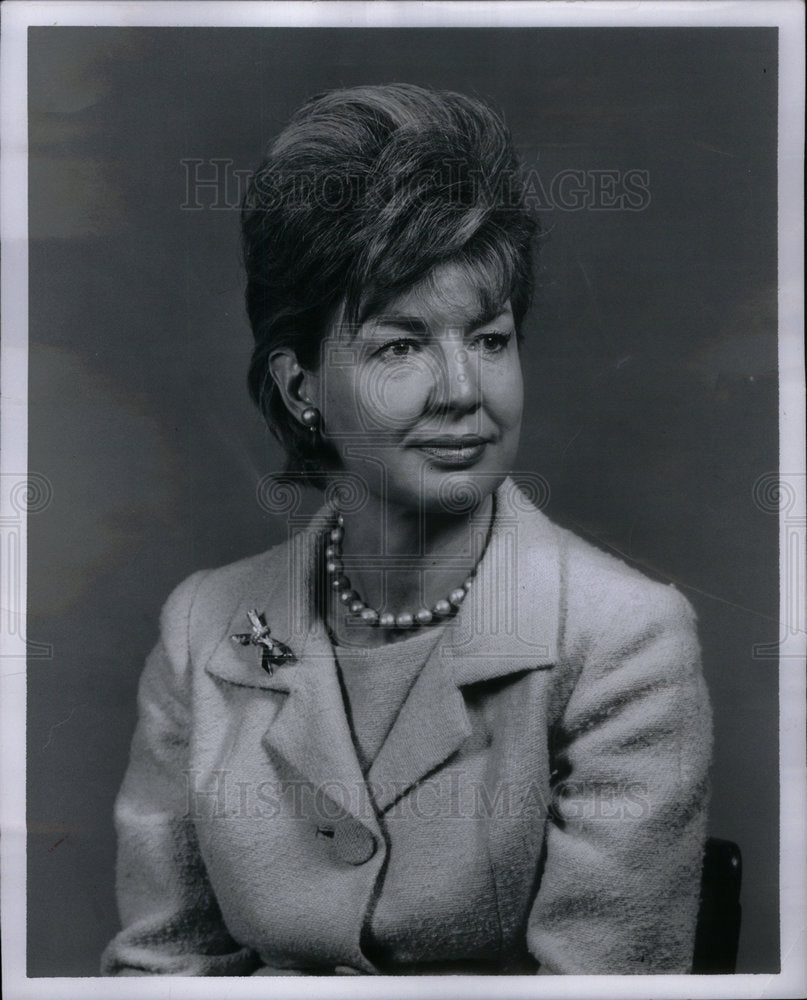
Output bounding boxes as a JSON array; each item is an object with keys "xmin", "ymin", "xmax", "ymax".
[{"xmin": 101, "ymin": 478, "xmax": 712, "ymax": 976}]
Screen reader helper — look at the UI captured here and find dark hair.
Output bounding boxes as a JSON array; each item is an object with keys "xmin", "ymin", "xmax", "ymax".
[{"xmin": 241, "ymin": 83, "xmax": 537, "ymax": 481}]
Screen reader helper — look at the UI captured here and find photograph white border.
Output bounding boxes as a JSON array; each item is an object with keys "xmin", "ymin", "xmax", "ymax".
[{"xmin": 2, "ymin": 3, "xmax": 804, "ymax": 999}]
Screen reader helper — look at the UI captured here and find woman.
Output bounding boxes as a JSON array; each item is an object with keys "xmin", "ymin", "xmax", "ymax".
[{"xmin": 102, "ymin": 84, "xmax": 712, "ymax": 976}]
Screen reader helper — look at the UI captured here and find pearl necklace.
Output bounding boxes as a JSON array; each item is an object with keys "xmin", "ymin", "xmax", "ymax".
[{"xmin": 324, "ymin": 500, "xmax": 495, "ymax": 629}]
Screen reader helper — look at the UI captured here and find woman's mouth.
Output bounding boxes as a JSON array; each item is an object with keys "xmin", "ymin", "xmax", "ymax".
[{"xmin": 409, "ymin": 437, "xmax": 490, "ymax": 467}]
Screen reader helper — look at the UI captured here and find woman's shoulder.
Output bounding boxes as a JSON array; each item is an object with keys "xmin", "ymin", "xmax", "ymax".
[
  {"xmin": 503, "ymin": 479, "xmax": 691, "ymax": 611},
  {"xmin": 545, "ymin": 517, "xmax": 699, "ymax": 656},
  {"xmin": 164, "ymin": 543, "xmax": 286, "ymax": 602},
  {"xmin": 157, "ymin": 539, "xmax": 299, "ymax": 653},
  {"xmin": 514, "ymin": 497, "xmax": 697, "ymax": 639},
  {"xmin": 563, "ymin": 521, "xmax": 689, "ymax": 598},
  {"xmin": 513, "ymin": 509, "xmax": 705, "ymax": 714}
]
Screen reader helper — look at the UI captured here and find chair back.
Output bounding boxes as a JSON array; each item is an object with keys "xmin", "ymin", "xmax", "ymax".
[{"xmin": 692, "ymin": 837, "xmax": 742, "ymax": 974}]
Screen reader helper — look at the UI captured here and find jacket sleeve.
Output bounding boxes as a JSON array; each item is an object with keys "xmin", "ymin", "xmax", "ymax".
[
  {"xmin": 101, "ymin": 572, "xmax": 260, "ymax": 976},
  {"xmin": 526, "ymin": 581, "xmax": 713, "ymax": 974}
]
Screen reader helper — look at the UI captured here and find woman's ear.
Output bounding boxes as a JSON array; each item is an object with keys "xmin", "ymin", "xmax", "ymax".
[{"xmin": 267, "ymin": 349, "xmax": 320, "ymax": 425}]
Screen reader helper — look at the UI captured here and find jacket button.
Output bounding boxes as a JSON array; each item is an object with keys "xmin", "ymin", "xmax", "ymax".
[{"xmin": 332, "ymin": 820, "xmax": 376, "ymax": 865}]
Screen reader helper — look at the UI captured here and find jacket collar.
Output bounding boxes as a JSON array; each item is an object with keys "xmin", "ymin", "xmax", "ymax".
[
  {"xmin": 203, "ymin": 478, "xmax": 561, "ymax": 818},
  {"xmin": 365, "ymin": 478, "xmax": 560, "ymax": 810}
]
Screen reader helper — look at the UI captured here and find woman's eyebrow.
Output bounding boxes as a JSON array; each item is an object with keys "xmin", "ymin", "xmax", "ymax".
[
  {"xmin": 372, "ymin": 314, "xmax": 429, "ymax": 334},
  {"xmin": 471, "ymin": 304, "xmax": 512, "ymax": 328},
  {"xmin": 372, "ymin": 305, "xmax": 511, "ymax": 335}
]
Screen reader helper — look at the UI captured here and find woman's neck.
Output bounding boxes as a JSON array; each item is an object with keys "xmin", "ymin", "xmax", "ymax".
[{"xmin": 326, "ymin": 493, "xmax": 494, "ymax": 646}]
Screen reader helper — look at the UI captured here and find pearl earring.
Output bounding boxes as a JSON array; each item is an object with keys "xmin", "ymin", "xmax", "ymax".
[{"xmin": 300, "ymin": 406, "xmax": 321, "ymax": 432}]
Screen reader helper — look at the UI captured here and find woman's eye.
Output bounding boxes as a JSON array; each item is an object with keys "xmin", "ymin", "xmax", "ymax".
[
  {"xmin": 377, "ymin": 338, "xmax": 420, "ymax": 360},
  {"xmin": 473, "ymin": 331, "xmax": 513, "ymax": 354}
]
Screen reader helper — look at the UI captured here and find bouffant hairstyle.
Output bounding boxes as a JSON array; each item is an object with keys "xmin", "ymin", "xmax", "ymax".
[{"xmin": 241, "ymin": 83, "xmax": 537, "ymax": 481}]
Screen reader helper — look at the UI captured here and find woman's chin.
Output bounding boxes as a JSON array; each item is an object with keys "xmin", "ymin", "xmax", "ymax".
[{"xmin": 386, "ymin": 468, "xmax": 508, "ymax": 517}]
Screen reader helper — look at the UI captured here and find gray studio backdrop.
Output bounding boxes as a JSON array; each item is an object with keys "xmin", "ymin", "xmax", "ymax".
[{"xmin": 27, "ymin": 27, "xmax": 779, "ymax": 975}]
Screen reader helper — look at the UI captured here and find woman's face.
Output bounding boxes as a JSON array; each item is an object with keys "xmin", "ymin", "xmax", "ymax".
[{"xmin": 310, "ymin": 261, "xmax": 524, "ymax": 513}]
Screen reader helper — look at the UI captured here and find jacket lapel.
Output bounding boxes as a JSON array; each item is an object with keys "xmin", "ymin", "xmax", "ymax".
[
  {"xmin": 366, "ymin": 639, "xmax": 473, "ymax": 812},
  {"xmin": 203, "ymin": 505, "xmax": 378, "ymax": 828},
  {"xmin": 200, "ymin": 505, "xmax": 332, "ymax": 692},
  {"xmin": 367, "ymin": 478, "xmax": 562, "ymax": 812},
  {"xmin": 259, "ymin": 619, "xmax": 378, "ymax": 827}
]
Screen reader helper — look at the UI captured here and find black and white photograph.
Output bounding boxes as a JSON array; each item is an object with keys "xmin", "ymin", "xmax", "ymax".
[{"xmin": 1, "ymin": 2, "xmax": 804, "ymax": 998}]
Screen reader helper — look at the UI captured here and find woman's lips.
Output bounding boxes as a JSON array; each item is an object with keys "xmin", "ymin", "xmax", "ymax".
[{"xmin": 410, "ymin": 438, "xmax": 490, "ymax": 467}]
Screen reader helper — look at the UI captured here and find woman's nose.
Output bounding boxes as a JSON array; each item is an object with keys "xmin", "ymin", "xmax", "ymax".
[{"xmin": 430, "ymin": 339, "xmax": 480, "ymax": 412}]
